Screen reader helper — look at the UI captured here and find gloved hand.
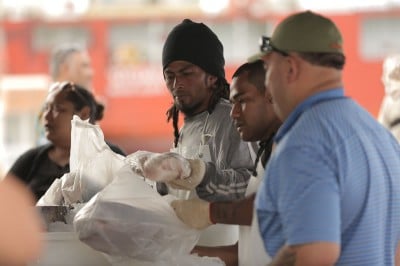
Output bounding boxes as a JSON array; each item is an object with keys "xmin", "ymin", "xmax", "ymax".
[
  {"xmin": 125, "ymin": 150, "xmax": 159, "ymax": 176},
  {"xmin": 170, "ymin": 198, "xmax": 213, "ymax": 229},
  {"xmin": 166, "ymin": 158, "xmax": 206, "ymax": 190},
  {"xmin": 142, "ymin": 153, "xmax": 206, "ymax": 189}
]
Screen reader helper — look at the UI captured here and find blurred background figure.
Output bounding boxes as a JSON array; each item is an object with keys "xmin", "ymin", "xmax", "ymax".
[
  {"xmin": 378, "ymin": 54, "xmax": 400, "ymax": 142},
  {"xmin": 8, "ymin": 82, "xmax": 125, "ymax": 202},
  {"xmin": 0, "ymin": 175, "xmax": 43, "ymax": 265},
  {"xmin": 50, "ymin": 43, "xmax": 94, "ymax": 90},
  {"xmin": 36, "ymin": 43, "xmax": 95, "ymax": 145}
]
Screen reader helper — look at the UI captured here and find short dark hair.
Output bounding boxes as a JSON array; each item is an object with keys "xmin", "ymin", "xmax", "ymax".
[
  {"xmin": 232, "ymin": 60, "xmax": 266, "ymax": 93},
  {"xmin": 68, "ymin": 85, "xmax": 104, "ymax": 123},
  {"xmin": 53, "ymin": 82, "xmax": 104, "ymax": 124},
  {"xmin": 297, "ymin": 52, "xmax": 346, "ymax": 70}
]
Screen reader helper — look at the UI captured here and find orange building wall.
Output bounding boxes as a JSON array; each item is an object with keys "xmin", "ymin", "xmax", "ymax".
[
  {"xmin": 334, "ymin": 13, "xmax": 384, "ymax": 117},
  {"xmin": 1, "ymin": 10, "xmax": 397, "ymax": 152}
]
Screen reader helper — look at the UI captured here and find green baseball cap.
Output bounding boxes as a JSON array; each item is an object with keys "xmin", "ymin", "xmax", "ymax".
[{"xmin": 249, "ymin": 10, "xmax": 343, "ymax": 61}]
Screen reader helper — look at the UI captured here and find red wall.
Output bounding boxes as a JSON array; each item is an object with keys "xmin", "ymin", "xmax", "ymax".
[
  {"xmin": 333, "ymin": 13, "xmax": 384, "ymax": 116},
  {"xmin": 2, "ymin": 10, "xmax": 397, "ymax": 152}
]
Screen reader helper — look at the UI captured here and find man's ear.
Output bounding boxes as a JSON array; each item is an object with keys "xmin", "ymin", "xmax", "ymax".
[
  {"xmin": 207, "ymin": 75, "xmax": 218, "ymax": 88},
  {"xmin": 266, "ymin": 91, "xmax": 273, "ymax": 104},
  {"xmin": 286, "ymin": 56, "xmax": 300, "ymax": 84},
  {"xmin": 77, "ymin": 106, "xmax": 91, "ymax": 121}
]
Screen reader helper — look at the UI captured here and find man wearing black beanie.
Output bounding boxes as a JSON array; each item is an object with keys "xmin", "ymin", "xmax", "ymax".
[
  {"xmin": 162, "ymin": 19, "xmax": 226, "ymax": 84},
  {"xmin": 138, "ymin": 19, "xmax": 254, "ymax": 258}
]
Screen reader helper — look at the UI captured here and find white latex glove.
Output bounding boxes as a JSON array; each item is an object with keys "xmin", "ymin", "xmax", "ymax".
[
  {"xmin": 166, "ymin": 158, "xmax": 206, "ymax": 191},
  {"xmin": 170, "ymin": 198, "xmax": 212, "ymax": 229},
  {"xmin": 125, "ymin": 150, "xmax": 160, "ymax": 175},
  {"xmin": 142, "ymin": 152, "xmax": 192, "ymax": 182}
]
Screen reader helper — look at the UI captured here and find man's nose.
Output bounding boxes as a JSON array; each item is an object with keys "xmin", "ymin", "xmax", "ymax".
[
  {"xmin": 173, "ymin": 76, "xmax": 183, "ymax": 90},
  {"xmin": 230, "ymin": 103, "xmax": 240, "ymax": 118},
  {"xmin": 173, "ymin": 77, "xmax": 177, "ymax": 89},
  {"xmin": 42, "ymin": 108, "xmax": 51, "ymax": 121}
]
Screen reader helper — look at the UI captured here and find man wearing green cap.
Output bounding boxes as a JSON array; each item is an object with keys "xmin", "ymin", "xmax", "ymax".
[{"xmin": 255, "ymin": 10, "xmax": 400, "ymax": 265}]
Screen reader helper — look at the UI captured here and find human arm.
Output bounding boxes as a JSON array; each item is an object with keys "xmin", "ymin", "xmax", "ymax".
[
  {"xmin": 140, "ymin": 142, "xmax": 252, "ymax": 202},
  {"xmin": 140, "ymin": 105, "xmax": 253, "ymax": 201},
  {"xmin": 266, "ymin": 243, "xmax": 339, "ymax": 266},
  {"xmin": 266, "ymin": 245, "xmax": 295, "ymax": 266},
  {"xmin": 170, "ymin": 194, "xmax": 255, "ymax": 229},
  {"xmin": 210, "ymin": 194, "xmax": 254, "ymax": 225},
  {"xmin": 194, "ymin": 116, "xmax": 253, "ymax": 201},
  {"xmin": 192, "ymin": 242, "xmax": 238, "ymax": 266},
  {"xmin": 143, "ymin": 147, "xmax": 253, "ymax": 201},
  {"xmin": 256, "ymin": 145, "xmax": 341, "ymax": 263},
  {"xmin": 0, "ymin": 175, "xmax": 43, "ymax": 265}
]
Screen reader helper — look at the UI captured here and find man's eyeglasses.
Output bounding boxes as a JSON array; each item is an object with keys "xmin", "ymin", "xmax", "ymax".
[{"xmin": 259, "ymin": 36, "xmax": 289, "ymax": 57}]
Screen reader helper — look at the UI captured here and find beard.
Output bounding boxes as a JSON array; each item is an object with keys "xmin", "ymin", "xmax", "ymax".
[
  {"xmin": 172, "ymin": 75, "xmax": 215, "ymax": 116},
  {"xmin": 175, "ymin": 100, "xmax": 205, "ymax": 116}
]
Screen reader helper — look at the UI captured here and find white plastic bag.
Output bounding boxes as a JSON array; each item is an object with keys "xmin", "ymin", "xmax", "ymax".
[
  {"xmin": 124, "ymin": 150, "xmax": 158, "ymax": 176},
  {"xmin": 73, "ymin": 165, "xmax": 223, "ymax": 265},
  {"xmin": 37, "ymin": 116, "xmax": 126, "ymax": 205},
  {"xmin": 68, "ymin": 116, "xmax": 126, "ymax": 202},
  {"xmin": 104, "ymin": 253, "xmax": 225, "ymax": 266},
  {"xmin": 37, "ymin": 178, "xmax": 63, "ymax": 206}
]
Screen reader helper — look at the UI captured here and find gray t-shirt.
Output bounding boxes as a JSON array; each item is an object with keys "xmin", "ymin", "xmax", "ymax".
[{"xmin": 178, "ymin": 99, "xmax": 253, "ymax": 201}]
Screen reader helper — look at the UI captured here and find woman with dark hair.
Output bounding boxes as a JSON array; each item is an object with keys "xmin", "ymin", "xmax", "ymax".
[{"xmin": 8, "ymin": 82, "xmax": 125, "ymax": 201}]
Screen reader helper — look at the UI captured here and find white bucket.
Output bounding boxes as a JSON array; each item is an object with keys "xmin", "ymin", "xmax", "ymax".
[{"xmin": 30, "ymin": 232, "xmax": 111, "ymax": 266}]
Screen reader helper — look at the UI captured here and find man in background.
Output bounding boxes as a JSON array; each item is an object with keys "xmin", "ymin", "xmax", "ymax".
[
  {"xmin": 36, "ymin": 43, "xmax": 94, "ymax": 144},
  {"xmin": 49, "ymin": 43, "xmax": 94, "ymax": 90},
  {"xmin": 378, "ymin": 54, "xmax": 400, "ymax": 142}
]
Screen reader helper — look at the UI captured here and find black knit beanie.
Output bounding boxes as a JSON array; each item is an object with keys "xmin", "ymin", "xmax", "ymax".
[{"xmin": 162, "ymin": 19, "xmax": 225, "ymax": 79}]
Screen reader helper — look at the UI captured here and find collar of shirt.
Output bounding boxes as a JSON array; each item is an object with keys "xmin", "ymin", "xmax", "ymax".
[{"xmin": 274, "ymin": 87, "xmax": 345, "ymax": 143}]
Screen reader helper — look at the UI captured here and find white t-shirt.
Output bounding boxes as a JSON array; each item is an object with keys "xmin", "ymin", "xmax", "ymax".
[{"xmin": 238, "ymin": 151, "xmax": 271, "ymax": 266}]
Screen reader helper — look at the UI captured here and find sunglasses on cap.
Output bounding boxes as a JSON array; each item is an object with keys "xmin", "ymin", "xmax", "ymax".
[{"xmin": 259, "ymin": 36, "xmax": 289, "ymax": 57}]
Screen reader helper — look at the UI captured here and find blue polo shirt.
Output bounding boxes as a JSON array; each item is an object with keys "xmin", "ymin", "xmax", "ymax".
[{"xmin": 256, "ymin": 88, "xmax": 400, "ymax": 265}]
